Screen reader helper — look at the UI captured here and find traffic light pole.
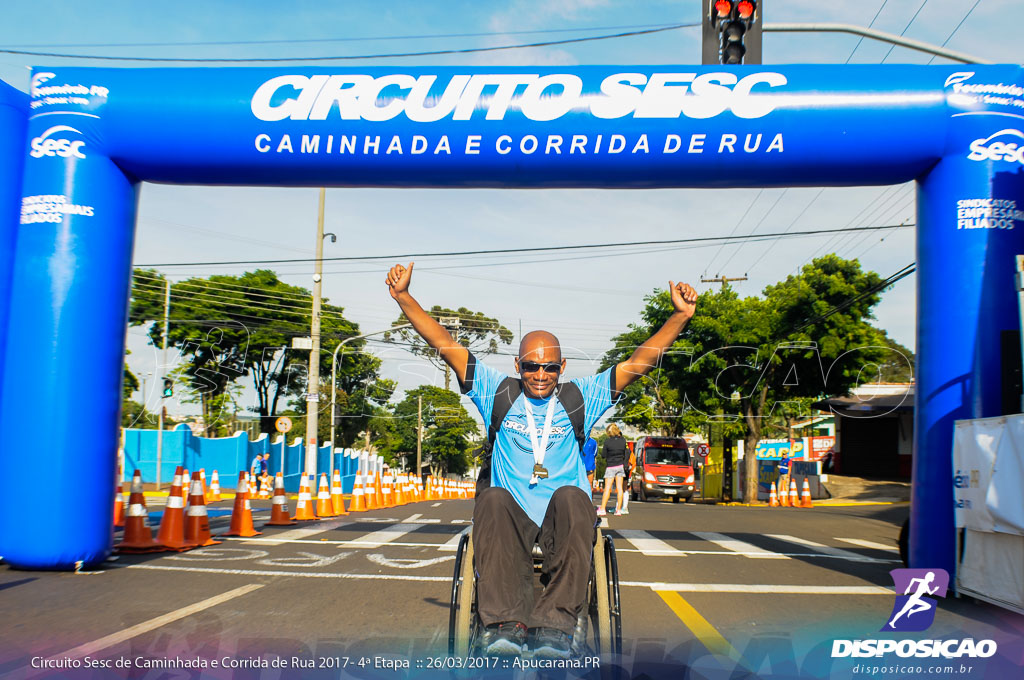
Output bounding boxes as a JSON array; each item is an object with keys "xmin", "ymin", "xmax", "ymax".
[
  {"xmin": 762, "ymin": 23, "xmax": 989, "ymax": 64},
  {"xmin": 156, "ymin": 277, "xmax": 169, "ymax": 490}
]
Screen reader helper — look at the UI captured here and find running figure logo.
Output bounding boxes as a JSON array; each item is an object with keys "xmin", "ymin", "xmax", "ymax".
[{"xmin": 882, "ymin": 568, "xmax": 950, "ymax": 632}]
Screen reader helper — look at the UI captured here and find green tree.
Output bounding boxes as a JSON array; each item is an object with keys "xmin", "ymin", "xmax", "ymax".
[
  {"xmin": 385, "ymin": 306, "xmax": 513, "ymax": 391},
  {"xmin": 378, "ymin": 385, "xmax": 480, "ymax": 476},
  {"xmin": 129, "ymin": 268, "xmax": 386, "ymax": 440},
  {"xmin": 603, "ymin": 255, "xmax": 909, "ymax": 502}
]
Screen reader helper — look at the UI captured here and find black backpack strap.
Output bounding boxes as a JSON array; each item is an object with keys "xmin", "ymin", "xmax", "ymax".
[
  {"xmin": 488, "ymin": 376, "xmax": 522, "ymax": 447},
  {"xmin": 556, "ymin": 381, "xmax": 587, "ymax": 453},
  {"xmin": 478, "ymin": 376, "xmax": 521, "ymax": 495}
]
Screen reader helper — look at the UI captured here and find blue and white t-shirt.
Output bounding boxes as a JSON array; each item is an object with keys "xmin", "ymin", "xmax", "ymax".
[{"xmin": 461, "ymin": 353, "xmax": 619, "ymax": 527}]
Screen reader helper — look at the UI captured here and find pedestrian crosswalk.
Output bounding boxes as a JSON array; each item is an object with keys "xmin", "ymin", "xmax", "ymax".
[{"xmin": 203, "ymin": 517, "xmax": 901, "ymax": 564}]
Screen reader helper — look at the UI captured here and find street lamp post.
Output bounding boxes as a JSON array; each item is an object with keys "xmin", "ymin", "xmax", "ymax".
[{"xmin": 329, "ymin": 323, "xmax": 412, "ymax": 475}]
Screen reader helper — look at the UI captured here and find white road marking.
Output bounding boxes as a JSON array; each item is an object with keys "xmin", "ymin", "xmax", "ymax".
[
  {"xmin": 431, "ymin": 503, "xmax": 442, "ymax": 507},
  {"xmin": 439, "ymin": 527, "xmax": 471, "ymax": 552},
  {"xmin": 451, "ymin": 519, "xmax": 471, "ymax": 524},
  {"xmin": 625, "ymin": 582, "xmax": 891, "ymax": 594},
  {"xmin": 691, "ymin": 531, "xmax": 789, "ymax": 559},
  {"xmin": 248, "ymin": 518, "xmax": 350, "ymax": 546},
  {"xmin": 122, "ymin": 564, "xmax": 892, "ymax": 595},
  {"xmin": 403, "ymin": 513, "xmax": 423, "ymax": 522},
  {"xmin": 366, "ymin": 554, "xmax": 455, "ymax": 569},
  {"xmin": 616, "ymin": 530, "xmax": 683, "ymax": 556},
  {"xmin": 348, "ymin": 522, "xmax": 423, "ymax": 547},
  {"xmin": 837, "ymin": 538, "xmax": 899, "ymax": 552},
  {"xmin": 166, "ymin": 547, "xmax": 268, "ymax": 561},
  {"xmin": 42, "ymin": 584, "xmax": 262, "ymax": 661},
  {"xmin": 128, "ymin": 564, "xmax": 450, "ymax": 581},
  {"xmin": 257, "ymin": 551, "xmax": 353, "ymax": 568},
  {"xmin": 766, "ymin": 534, "xmax": 881, "ymax": 562}
]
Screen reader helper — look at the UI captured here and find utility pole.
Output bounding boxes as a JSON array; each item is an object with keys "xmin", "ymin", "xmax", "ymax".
[
  {"xmin": 701, "ymin": 275, "xmax": 748, "ymax": 290},
  {"xmin": 439, "ymin": 317, "xmax": 461, "ymax": 391},
  {"xmin": 156, "ymin": 278, "xmax": 169, "ymax": 490},
  {"xmin": 305, "ymin": 188, "xmax": 326, "ymax": 480},
  {"xmin": 417, "ymin": 395, "xmax": 423, "ymax": 480}
]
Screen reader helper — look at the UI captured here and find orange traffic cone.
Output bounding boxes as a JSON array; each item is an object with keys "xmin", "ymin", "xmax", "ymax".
[
  {"xmin": 331, "ymin": 469, "xmax": 348, "ymax": 515},
  {"xmin": 181, "ymin": 469, "xmax": 190, "ymax": 503},
  {"xmin": 266, "ymin": 472, "xmax": 297, "ymax": 526},
  {"xmin": 800, "ymin": 478, "xmax": 814, "ymax": 508},
  {"xmin": 768, "ymin": 481, "xmax": 780, "ymax": 507},
  {"xmin": 113, "ymin": 480, "xmax": 126, "ymax": 528},
  {"xmin": 788, "ymin": 478, "xmax": 799, "ymax": 507},
  {"xmin": 200, "ymin": 468, "xmax": 210, "ymax": 502},
  {"xmin": 116, "ymin": 471, "xmax": 164, "ymax": 553},
  {"xmin": 221, "ymin": 472, "xmax": 261, "ymax": 537},
  {"xmin": 209, "ymin": 470, "xmax": 222, "ymax": 502},
  {"xmin": 157, "ymin": 467, "xmax": 195, "ymax": 551},
  {"xmin": 350, "ymin": 472, "xmax": 366, "ymax": 512},
  {"xmin": 778, "ymin": 478, "xmax": 790, "ymax": 507},
  {"xmin": 183, "ymin": 472, "xmax": 220, "ymax": 547},
  {"xmin": 374, "ymin": 469, "xmax": 385, "ymax": 508},
  {"xmin": 365, "ymin": 469, "xmax": 379, "ymax": 510},
  {"xmin": 315, "ymin": 473, "xmax": 336, "ymax": 517},
  {"xmin": 294, "ymin": 474, "xmax": 319, "ymax": 521}
]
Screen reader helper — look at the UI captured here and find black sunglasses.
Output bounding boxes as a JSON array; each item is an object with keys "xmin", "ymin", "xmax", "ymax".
[{"xmin": 519, "ymin": 360, "xmax": 561, "ymax": 374}]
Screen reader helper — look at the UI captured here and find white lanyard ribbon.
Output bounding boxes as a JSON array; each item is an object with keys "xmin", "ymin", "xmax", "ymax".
[{"xmin": 524, "ymin": 396, "xmax": 557, "ymax": 485}]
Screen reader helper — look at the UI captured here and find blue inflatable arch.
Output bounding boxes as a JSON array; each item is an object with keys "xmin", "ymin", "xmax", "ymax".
[{"xmin": 1, "ymin": 65, "xmax": 1022, "ymax": 570}]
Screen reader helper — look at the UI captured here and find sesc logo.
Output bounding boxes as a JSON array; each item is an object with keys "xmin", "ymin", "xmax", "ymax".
[
  {"xmin": 967, "ymin": 129, "xmax": 1024, "ymax": 165},
  {"xmin": 29, "ymin": 126, "xmax": 86, "ymax": 160}
]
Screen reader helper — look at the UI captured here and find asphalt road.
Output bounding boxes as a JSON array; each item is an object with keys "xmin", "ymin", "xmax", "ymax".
[{"xmin": 1, "ymin": 494, "xmax": 1020, "ymax": 679}]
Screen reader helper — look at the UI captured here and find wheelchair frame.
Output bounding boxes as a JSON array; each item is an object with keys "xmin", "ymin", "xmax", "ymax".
[{"xmin": 448, "ymin": 527, "xmax": 622, "ymax": 657}]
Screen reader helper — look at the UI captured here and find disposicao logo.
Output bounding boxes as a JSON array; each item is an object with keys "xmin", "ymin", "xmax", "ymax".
[
  {"xmin": 883, "ymin": 568, "xmax": 948, "ymax": 632},
  {"xmin": 831, "ymin": 568, "xmax": 998, "ymax": 659}
]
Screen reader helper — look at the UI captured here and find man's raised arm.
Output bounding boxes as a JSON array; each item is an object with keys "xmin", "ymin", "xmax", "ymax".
[
  {"xmin": 385, "ymin": 262, "xmax": 469, "ymax": 386},
  {"xmin": 614, "ymin": 281, "xmax": 698, "ymax": 394}
]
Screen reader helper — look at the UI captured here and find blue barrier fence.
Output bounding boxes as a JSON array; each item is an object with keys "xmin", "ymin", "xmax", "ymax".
[{"xmin": 122, "ymin": 424, "xmax": 360, "ymax": 493}]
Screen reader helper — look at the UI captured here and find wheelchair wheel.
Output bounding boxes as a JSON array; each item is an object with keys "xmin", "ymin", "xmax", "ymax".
[
  {"xmin": 448, "ymin": 531, "xmax": 478, "ymax": 656},
  {"xmin": 592, "ymin": 528, "xmax": 612, "ymax": 652},
  {"xmin": 605, "ymin": 532, "xmax": 622, "ymax": 655}
]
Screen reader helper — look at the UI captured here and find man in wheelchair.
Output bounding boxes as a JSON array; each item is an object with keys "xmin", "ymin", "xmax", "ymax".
[{"xmin": 386, "ymin": 262, "xmax": 698, "ymax": 658}]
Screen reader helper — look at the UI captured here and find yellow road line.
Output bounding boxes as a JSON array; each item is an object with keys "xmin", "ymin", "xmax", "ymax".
[{"xmin": 655, "ymin": 590, "xmax": 743, "ymax": 661}]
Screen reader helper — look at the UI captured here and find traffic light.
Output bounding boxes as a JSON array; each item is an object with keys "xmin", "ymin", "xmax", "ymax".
[
  {"xmin": 702, "ymin": 0, "xmax": 761, "ymax": 65},
  {"xmin": 162, "ymin": 378, "xmax": 173, "ymax": 398}
]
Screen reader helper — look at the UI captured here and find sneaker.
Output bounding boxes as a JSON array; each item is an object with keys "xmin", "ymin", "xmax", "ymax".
[
  {"xmin": 483, "ymin": 621, "xmax": 527, "ymax": 657},
  {"xmin": 613, "ymin": 510, "xmax": 623, "ymax": 516},
  {"xmin": 596, "ymin": 507, "xmax": 607, "ymax": 516},
  {"xmin": 620, "ymin": 508, "xmax": 629, "ymax": 515},
  {"xmin": 530, "ymin": 627, "xmax": 572, "ymax": 659}
]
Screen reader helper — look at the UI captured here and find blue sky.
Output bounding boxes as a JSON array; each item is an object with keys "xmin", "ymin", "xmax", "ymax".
[{"xmin": 1, "ymin": 1, "xmax": 1018, "ymax": 426}]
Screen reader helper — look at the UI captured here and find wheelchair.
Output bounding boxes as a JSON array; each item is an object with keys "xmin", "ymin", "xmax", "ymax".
[{"xmin": 448, "ymin": 526, "xmax": 622, "ymax": 657}]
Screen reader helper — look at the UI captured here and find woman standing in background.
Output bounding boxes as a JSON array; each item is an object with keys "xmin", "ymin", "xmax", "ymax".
[{"xmin": 597, "ymin": 424, "xmax": 628, "ymax": 516}]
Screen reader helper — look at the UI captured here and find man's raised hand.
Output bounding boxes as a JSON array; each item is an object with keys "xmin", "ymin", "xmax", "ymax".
[
  {"xmin": 669, "ymin": 281, "xmax": 698, "ymax": 318},
  {"xmin": 386, "ymin": 262, "xmax": 414, "ymax": 300}
]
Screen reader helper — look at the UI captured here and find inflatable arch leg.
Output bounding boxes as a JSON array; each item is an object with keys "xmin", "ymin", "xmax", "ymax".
[
  {"xmin": 914, "ymin": 115, "xmax": 1024, "ymax": 573},
  {"xmin": 0, "ymin": 120, "xmax": 138, "ymax": 569}
]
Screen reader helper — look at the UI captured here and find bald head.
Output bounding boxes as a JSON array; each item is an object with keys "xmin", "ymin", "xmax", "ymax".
[
  {"xmin": 516, "ymin": 331, "xmax": 564, "ymax": 398},
  {"xmin": 519, "ymin": 330, "xmax": 561, "ymax": 362}
]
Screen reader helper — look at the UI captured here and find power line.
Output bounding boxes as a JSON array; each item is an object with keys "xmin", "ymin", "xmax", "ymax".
[
  {"xmin": 2, "ymin": 23, "xmax": 684, "ymax": 49},
  {"xmin": 704, "ymin": 189, "xmax": 763, "ymax": 278},
  {"xmin": 881, "ymin": 0, "xmax": 931, "ymax": 63},
  {"xmin": 846, "ymin": 0, "xmax": 891, "ymax": 64},
  {"xmin": 927, "ymin": 0, "xmax": 983, "ymax": 64},
  {"xmin": 0, "ymin": 23, "xmax": 698, "ymax": 62},
  {"xmin": 136, "ymin": 223, "xmax": 914, "ymax": 268}
]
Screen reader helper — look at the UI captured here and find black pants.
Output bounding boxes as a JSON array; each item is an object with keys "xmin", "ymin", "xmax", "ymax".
[{"xmin": 472, "ymin": 486, "xmax": 596, "ymax": 634}]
